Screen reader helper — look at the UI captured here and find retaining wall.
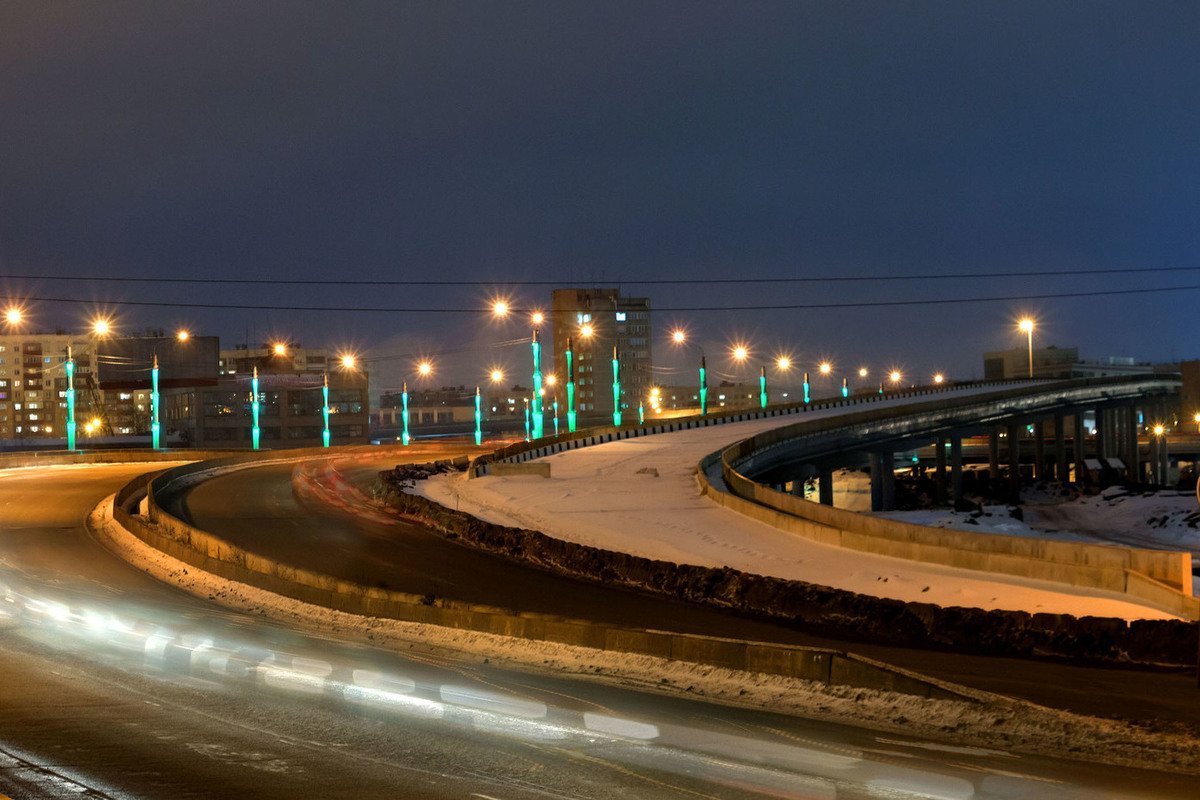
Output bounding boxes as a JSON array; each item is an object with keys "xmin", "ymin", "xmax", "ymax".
[{"xmin": 106, "ymin": 466, "xmax": 977, "ymax": 700}]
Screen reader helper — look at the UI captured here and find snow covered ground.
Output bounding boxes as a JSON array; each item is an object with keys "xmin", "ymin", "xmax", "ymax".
[
  {"xmin": 876, "ymin": 483, "xmax": 1200, "ymax": 596},
  {"xmin": 416, "ymin": 403, "xmax": 1186, "ymax": 621}
]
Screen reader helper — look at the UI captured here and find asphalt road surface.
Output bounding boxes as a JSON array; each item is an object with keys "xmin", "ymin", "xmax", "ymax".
[
  {"xmin": 0, "ymin": 460, "xmax": 1196, "ymax": 798},
  {"xmin": 178, "ymin": 450, "xmax": 1200, "ymax": 730}
]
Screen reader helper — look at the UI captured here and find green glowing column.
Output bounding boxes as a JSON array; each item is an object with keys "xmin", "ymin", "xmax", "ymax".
[
  {"xmin": 566, "ymin": 338, "xmax": 576, "ymax": 433},
  {"xmin": 524, "ymin": 397, "xmax": 531, "ymax": 441},
  {"xmin": 611, "ymin": 346, "xmax": 621, "ymax": 427},
  {"xmin": 842, "ymin": 378, "xmax": 849, "ymax": 398},
  {"xmin": 151, "ymin": 354, "xmax": 161, "ymax": 449},
  {"xmin": 638, "ymin": 401, "xmax": 644, "ymax": 425},
  {"xmin": 759, "ymin": 366, "xmax": 767, "ymax": 408},
  {"xmin": 402, "ymin": 381, "xmax": 410, "ymax": 445},
  {"xmin": 803, "ymin": 372, "xmax": 810, "ymax": 405},
  {"xmin": 66, "ymin": 345, "xmax": 76, "ymax": 451},
  {"xmin": 474, "ymin": 386, "xmax": 482, "ymax": 446},
  {"xmin": 322, "ymin": 373, "xmax": 331, "ymax": 447},
  {"xmin": 531, "ymin": 330, "xmax": 543, "ymax": 439},
  {"xmin": 878, "ymin": 381, "xmax": 884, "ymax": 394},
  {"xmin": 552, "ymin": 394, "xmax": 559, "ymax": 436},
  {"xmin": 699, "ymin": 355, "xmax": 707, "ymax": 416},
  {"xmin": 251, "ymin": 366, "xmax": 261, "ymax": 450}
]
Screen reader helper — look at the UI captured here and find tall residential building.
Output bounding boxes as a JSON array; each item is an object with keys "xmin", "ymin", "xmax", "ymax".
[
  {"xmin": 0, "ymin": 332, "xmax": 97, "ymax": 441},
  {"xmin": 551, "ymin": 288, "xmax": 652, "ymax": 422}
]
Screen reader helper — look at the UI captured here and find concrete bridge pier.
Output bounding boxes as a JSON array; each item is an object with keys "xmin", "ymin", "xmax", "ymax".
[
  {"xmin": 1123, "ymin": 404, "xmax": 1139, "ymax": 481},
  {"xmin": 934, "ymin": 436, "xmax": 947, "ymax": 506},
  {"xmin": 1007, "ymin": 420, "xmax": 1022, "ymax": 503},
  {"xmin": 950, "ymin": 435, "xmax": 964, "ymax": 507},
  {"xmin": 869, "ymin": 450, "xmax": 895, "ymax": 512},
  {"xmin": 1094, "ymin": 407, "xmax": 1107, "ymax": 462},
  {"xmin": 1073, "ymin": 412, "xmax": 1087, "ymax": 485},
  {"xmin": 818, "ymin": 464, "xmax": 834, "ymax": 506},
  {"xmin": 988, "ymin": 430, "xmax": 1000, "ymax": 480},
  {"xmin": 1034, "ymin": 420, "xmax": 1046, "ymax": 480},
  {"xmin": 1054, "ymin": 412, "xmax": 1067, "ymax": 481}
]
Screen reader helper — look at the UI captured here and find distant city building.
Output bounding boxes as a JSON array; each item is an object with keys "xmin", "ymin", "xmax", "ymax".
[
  {"xmin": 551, "ymin": 288, "xmax": 652, "ymax": 421},
  {"xmin": 983, "ymin": 346, "xmax": 1172, "ymax": 381}
]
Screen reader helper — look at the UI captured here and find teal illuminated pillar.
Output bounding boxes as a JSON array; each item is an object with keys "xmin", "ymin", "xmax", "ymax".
[
  {"xmin": 251, "ymin": 366, "xmax": 261, "ymax": 450},
  {"xmin": 151, "ymin": 354, "xmax": 161, "ymax": 449},
  {"xmin": 531, "ymin": 329, "xmax": 544, "ymax": 439},
  {"xmin": 759, "ymin": 365, "xmax": 767, "ymax": 408},
  {"xmin": 66, "ymin": 345, "xmax": 76, "ymax": 451},
  {"xmin": 699, "ymin": 355, "xmax": 707, "ymax": 415},
  {"xmin": 879, "ymin": 381, "xmax": 884, "ymax": 394},
  {"xmin": 322, "ymin": 373, "xmax": 331, "ymax": 447},
  {"xmin": 552, "ymin": 394, "xmax": 559, "ymax": 436},
  {"xmin": 842, "ymin": 377, "xmax": 849, "ymax": 398},
  {"xmin": 401, "ymin": 380, "xmax": 410, "ymax": 445},
  {"xmin": 474, "ymin": 386, "xmax": 482, "ymax": 446},
  {"xmin": 611, "ymin": 346, "xmax": 621, "ymax": 427},
  {"xmin": 803, "ymin": 372, "xmax": 810, "ymax": 405},
  {"xmin": 523, "ymin": 397, "xmax": 531, "ymax": 441},
  {"xmin": 566, "ymin": 337, "xmax": 577, "ymax": 433},
  {"xmin": 638, "ymin": 401, "xmax": 644, "ymax": 425}
]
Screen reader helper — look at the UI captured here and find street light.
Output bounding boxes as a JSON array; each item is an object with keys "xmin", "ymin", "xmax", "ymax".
[
  {"xmin": 5, "ymin": 306, "xmax": 22, "ymax": 326},
  {"xmin": 1018, "ymin": 318, "xmax": 1035, "ymax": 378},
  {"xmin": 151, "ymin": 329, "xmax": 192, "ymax": 450},
  {"xmin": 671, "ymin": 329, "xmax": 707, "ymax": 416},
  {"xmin": 934, "ymin": 373, "xmax": 945, "ymax": 385}
]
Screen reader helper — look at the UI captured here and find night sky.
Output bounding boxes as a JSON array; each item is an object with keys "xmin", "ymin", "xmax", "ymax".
[{"xmin": 2, "ymin": 2, "xmax": 1198, "ymax": 397}]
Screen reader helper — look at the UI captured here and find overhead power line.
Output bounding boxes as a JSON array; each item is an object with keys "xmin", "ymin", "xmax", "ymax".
[
  {"xmin": 2, "ymin": 265, "xmax": 1200, "ymax": 287},
  {"xmin": 9, "ymin": 283, "xmax": 1200, "ymax": 314}
]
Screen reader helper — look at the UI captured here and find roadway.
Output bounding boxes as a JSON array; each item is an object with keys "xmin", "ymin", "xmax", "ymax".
[
  {"xmin": 173, "ymin": 448, "xmax": 1200, "ymax": 732},
  {"xmin": 13, "ymin": 463, "xmax": 1189, "ymax": 797}
]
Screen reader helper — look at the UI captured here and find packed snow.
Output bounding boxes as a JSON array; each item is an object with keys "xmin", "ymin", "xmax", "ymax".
[{"xmin": 416, "ymin": 408, "xmax": 1187, "ymax": 621}]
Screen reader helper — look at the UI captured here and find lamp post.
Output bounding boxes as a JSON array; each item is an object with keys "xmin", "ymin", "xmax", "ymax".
[
  {"xmin": 474, "ymin": 386, "xmax": 482, "ymax": 446},
  {"xmin": 671, "ymin": 330, "xmax": 706, "ymax": 416},
  {"xmin": 322, "ymin": 372, "xmax": 331, "ymax": 448},
  {"xmin": 531, "ymin": 326, "xmax": 544, "ymax": 440},
  {"xmin": 803, "ymin": 372, "xmax": 810, "ymax": 405},
  {"xmin": 401, "ymin": 380, "xmax": 410, "ymax": 446},
  {"xmin": 66, "ymin": 345, "xmax": 76, "ymax": 451},
  {"xmin": 609, "ymin": 347, "xmax": 619, "ymax": 429},
  {"xmin": 565, "ymin": 336, "xmax": 577, "ymax": 433},
  {"xmin": 1154, "ymin": 424, "xmax": 1167, "ymax": 486},
  {"xmin": 1018, "ymin": 318, "xmax": 1035, "ymax": 378},
  {"xmin": 251, "ymin": 366, "xmax": 261, "ymax": 450},
  {"xmin": 759, "ymin": 366, "xmax": 767, "ymax": 409},
  {"xmin": 151, "ymin": 353, "xmax": 161, "ymax": 449}
]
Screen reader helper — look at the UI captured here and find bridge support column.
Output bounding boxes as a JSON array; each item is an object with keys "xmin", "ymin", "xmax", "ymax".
[
  {"xmin": 1054, "ymin": 412, "xmax": 1066, "ymax": 482},
  {"xmin": 1074, "ymin": 413, "xmax": 1087, "ymax": 485},
  {"xmin": 1124, "ymin": 404, "xmax": 1139, "ymax": 482},
  {"xmin": 818, "ymin": 466, "xmax": 833, "ymax": 506},
  {"xmin": 1034, "ymin": 421, "xmax": 1046, "ymax": 480},
  {"xmin": 790, "ymin": 478, "xmax": 804, "ymax": 496},
  {"xmin": 881, "ymin": 450, "xmax": 895, "ymax": 511},
  {"xmin": 934, "ymin": 437, "xmax": 947, "ymax": 506},
  {"xmin": 1095, "ymin": 407, "xmax": 1107, "ymax": 461},
  {"xmin": 869, "ymin": 452, "xmax": 884, "ymax": 512},
  {"xmin": 988, "ymin": 429, "xmax": 1000, "ymax": 480},
  {"xmin": 1007, "ymin": 421, "xmax": 1022, "ymax": 504},
  {"xmin": 950, "ymin": 436, "xmax": 964, "ymax": 507}
]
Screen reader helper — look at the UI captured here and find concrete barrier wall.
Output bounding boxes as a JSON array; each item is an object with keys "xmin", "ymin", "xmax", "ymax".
[
  {"xmin": 0, "ymin": 448, "xmax": 244, "ymax": 471},
  {"xmin": 700, "ymin": 378, "xmax": 1197, "ymax": 619},
  {"xmin": 110, "ymin": 469, "xmax": 974, "ymax": 700}
]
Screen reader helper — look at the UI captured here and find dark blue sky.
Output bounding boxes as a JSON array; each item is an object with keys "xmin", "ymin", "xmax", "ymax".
[{"xmin": 2, "ymin": 2, "xmax": 1197, "ymax": 394}]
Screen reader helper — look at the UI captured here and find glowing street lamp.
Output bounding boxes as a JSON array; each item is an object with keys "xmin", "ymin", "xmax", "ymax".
[
  {"xmin": 934, "ymin": 373, "xmax": 945, "ymax": 385},
  {"xmin": 1153, "ymin": 424, "xmax": 1167, "ymax": 485},
  {"xmin": 671, "ymin": 329, "xmax": 706, "ymax": 416},
  {"xmin": 818, "ymin": 362, "xmax": 832, "ymax": 376},
  {"xmin": 92, "ymin": 318, "xmax": 111, "ymax": 336},
  {"xmin": 1018, "ymin": 318, "xmax": 1035, "ymax": 378},
  {"xmin": 890, "ymin": 370, "xmax": 902, "ymax": 384},
  {"xmin": 5, "ymin": 306, "xmax": 22, "ymax": 326}
]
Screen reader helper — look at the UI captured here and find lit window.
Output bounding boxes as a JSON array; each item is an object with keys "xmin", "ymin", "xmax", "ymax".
[{"xmin": 615, "ymin": 312, "xmax": 626, "ymax": 321}]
